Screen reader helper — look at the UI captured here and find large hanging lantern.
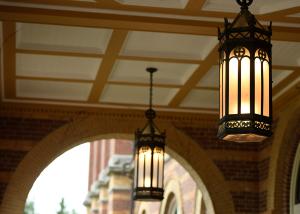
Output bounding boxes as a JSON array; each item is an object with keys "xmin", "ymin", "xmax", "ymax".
[
  {"xmin": 133, "ymin": 67, "xmax": 165, "ymax": 201},
  {"xmin": 217, "ymin": 0, "xmax": 272, "ymax": 142}
]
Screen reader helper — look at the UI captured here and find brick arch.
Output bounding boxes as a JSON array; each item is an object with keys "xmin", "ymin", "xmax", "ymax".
[
  {"xmin": 268, "ymin": 101, "xmax": 300, "ymax": 214},
  {"xmin": 0, "ymin": 115, "xmax": 234, "ymax": 214}
]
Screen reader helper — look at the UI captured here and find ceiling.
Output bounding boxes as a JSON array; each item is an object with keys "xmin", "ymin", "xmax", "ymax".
[{"xmin": 0, "ymin": 0, "xmax": 299, "ymax": 114}]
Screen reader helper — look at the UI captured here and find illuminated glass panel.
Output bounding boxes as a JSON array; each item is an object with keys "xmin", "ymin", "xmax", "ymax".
[
  {"xmin": 229, "ymin": 57, "xmax": 238, "ymax": 114},
  {"xmin": 255, "ymin": 58, "xmax": 262, "ymax": 114},
  {"xmin": 138, "ymin": 146, "xmax": 152, "ymax": 187},
  {"xmin": 152, "ymin": 147, "xmax": 163, "ymax": 188},
  {"xmin": 263, "ymin": 61, "xmax": 270, "ymax": 116},
  {"xmin": 158, "ymin": 148, "xmax": 164, "ymax": 188},
  {"xmin": 219, "ymin": 63, "xmax": 223, "ymax": 118},
  {"xmin": 241, "ymin": 57, "xmax": 250, "ymax": 113},
  {"xmin": 223, "ymin": 61, "xmax": 226, "ymax": 117}
]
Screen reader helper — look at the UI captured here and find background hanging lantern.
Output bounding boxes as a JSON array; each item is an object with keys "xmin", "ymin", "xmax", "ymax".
[
  {"xmin": 133, "ymin": 67, "xmax": 165, "ymax": 201},
  {"xmin": 217, "ymin": 0, "xmax": 272, "ymax": 142}
]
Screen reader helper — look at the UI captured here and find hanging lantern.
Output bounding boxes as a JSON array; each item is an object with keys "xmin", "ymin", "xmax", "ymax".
[
  {"xmin": 217, "ymin": 0, "xmax": 272, "ymax": 142},
  {"xmin": 133, "ymin": 67, "xmax": 165, "ymax": 201}
]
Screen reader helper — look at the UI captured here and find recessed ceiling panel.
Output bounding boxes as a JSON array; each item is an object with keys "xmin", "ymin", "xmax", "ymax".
[
  {"xmin": 16, "ymin": 79, "xmax": 92, "ymax": 101},
  {"xmin": 16, "ymin": 53, "xmax": 101, "ymax": 80},
  {"xmin": 109, "ymin": 60, "xmax": 198, "ymax": 85},
  {"xmin": 197, "ymin": 65, "xmax": 219, "ymax": 88},
  {"xmin": 121, "ymin": 31, "xmax": 217, "ymax": 60},
  {"xmin": 180, "ymin": 89, "xmax": 218, "ymax": 109},
  {"xmin": 202, "ymin": 0, "xmax": 300, "ymax": 14},
  {"xmin": 273, "ymin": 41, "xmax": 300, "ymax": 66},
  {"xmin": 272, "ymin": 69, "xmax": 293, "ymax": 87},
  {"xmin": 16, "ymin": 23, "xmax": 112, "ymax": 53},
  {"xmin": 100, "ymin": 84, "xmax": 179, "ymax": 106},
  {"xmin": 115, "ymin": 0, "xmax": 188, "ymax": 9}
]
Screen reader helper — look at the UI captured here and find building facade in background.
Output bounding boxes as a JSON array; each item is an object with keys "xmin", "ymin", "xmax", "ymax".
[{"xmin": 84, "ymin": 139, "xmax": 206, "ymax": 214}]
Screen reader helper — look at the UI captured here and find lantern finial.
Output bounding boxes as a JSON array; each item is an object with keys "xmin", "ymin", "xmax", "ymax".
[{"xmin": 237, "ymin": 0, "xmax": 253, "ymax": 9}]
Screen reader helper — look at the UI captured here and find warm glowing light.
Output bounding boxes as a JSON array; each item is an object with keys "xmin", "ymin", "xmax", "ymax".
[
  {"xmin": 229, "ymin": 58, "xmax": 238, "ymax": 114},
  {"xmin": 255, "ymin": 58, "xmax": 262, "ymax": 114},
  {"xmin": 222, "ymin": 61, "xmax": 226, "ymax": 117},
  {"xmin": 153, "ymin": 147, "xmax": 164, "ymax": 188},
  {"xmin": 263, "ymin": 61, "xmax": 270, "ymax": 116},
  {"xmin": 241, "ymin": 57, "xmax": 250, "ymax": 113},
  {"xmin": 219, "ymin": 63, "xmax": 223, "ymax": 118},
  {"xmin": 138, "ymin": 146, "xmax": 152, "ymax": 187}
]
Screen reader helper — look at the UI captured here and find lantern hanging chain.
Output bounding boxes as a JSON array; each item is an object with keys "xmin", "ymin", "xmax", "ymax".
[{"xmin": 149, "ymin": 69, "xmax": 153, "ymax": 111}]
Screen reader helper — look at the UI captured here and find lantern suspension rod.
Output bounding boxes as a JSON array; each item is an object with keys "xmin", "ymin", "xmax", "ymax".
[{"xmin": 147, "ymin": 67, "xmax": 157, "ymax": 110}]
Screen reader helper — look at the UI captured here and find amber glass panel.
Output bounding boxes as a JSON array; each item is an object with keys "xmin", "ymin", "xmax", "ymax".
[
  {"xmin": 158, "ymin": 149, "xmax": 164, "ymax": 188},
  {"xmin": 223, "ymin": 61, "xmax": 226, "ymax": 117},
  {"xmin": 229, "ymin": 58, "xmax": 238, "ymax": 114},
  {"xmin": 219, "ymin": 63, "xmax": 223, "ymax": 118},
  {"xmin": 134, "ymin": 153, "xmax": 138, "ymax": 187},
  {"xmin": 263, "ymin": 61, "xmax": 270, "ymax": 116},
  {"xmin": 241, "ymin": 57, "xmax": 250, "ymax": 113},
  {"xmin": 138, "ymin": 146, "xmax": 152, "ymax": 187},
  {"xmin": 255, "ymin": 58, "xmax": 262, "ymax": 114},
  {"xmin": 152, "ymin": 147, "xmax": 163, "ymax": 188}
]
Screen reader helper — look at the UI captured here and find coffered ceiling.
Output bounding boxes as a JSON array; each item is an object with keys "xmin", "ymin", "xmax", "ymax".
[{"xmin": 0, "ymin": 0, "xmax": 299, "ymax": 114}]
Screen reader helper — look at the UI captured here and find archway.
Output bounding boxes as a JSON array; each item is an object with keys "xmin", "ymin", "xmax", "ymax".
[
  {"xmin": 0, "ymin": 115, "xmax": 235, "ymax": 214},
  {"xmin": 268, "ymin": 98, "xmax": 300, "ymax": 214}
]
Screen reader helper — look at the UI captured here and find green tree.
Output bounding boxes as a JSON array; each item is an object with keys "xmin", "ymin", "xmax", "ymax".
[
  {"xmin": 24, "ymin": 201, "xmax": 35, "ymax": 214},
  {"xmin": 71, "ymin": 209, "xmax": 78, "ymax": 214},
  {"xmin": 57, "ymin": 198, "xmax": 68, "ymax": 214}
]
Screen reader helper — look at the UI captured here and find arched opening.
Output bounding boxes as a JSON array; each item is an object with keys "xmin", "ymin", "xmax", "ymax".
[
  {"xmin": 165, "ymin": 193, "xmax": 178, "ymax": 214},
  {"xmin": 0, "ymin": 116, "xmax": 234, "ymax": 214},
  {"xmin": 290, "ymin": 140, "xmax": 300, "ymax": 214},
  {"xmin": 268, "ymin": 100, "xmax": 300, "ymax": 214},
  {"xmin": 25, "ymin": 143, "xmax": 90, "ymax": 214}
]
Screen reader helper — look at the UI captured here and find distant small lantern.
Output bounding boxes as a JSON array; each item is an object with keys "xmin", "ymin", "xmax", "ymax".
[
  {"xmin": 217, "ymin": 0, "xmax": 272, "ymax": 142},
  {"xmin": 133, "ymin": 67, "xmax": 165, "ymax": 201}
]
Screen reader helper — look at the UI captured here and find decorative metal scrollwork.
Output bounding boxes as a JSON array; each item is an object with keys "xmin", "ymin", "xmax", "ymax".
[
  {"xmin": 234, "ymin": 47, "xmax": 246, "ymax": 58},
  {"xmin": 254, "ymin": 121, "xmax": 271, "ymax": 131},
  {"xmin": 258, "ymin": 49, "xmax": 267, "ymax": 60},
  {"xmin": 225, "ymin": 120, "xmax": 251, "ymax": 129}
]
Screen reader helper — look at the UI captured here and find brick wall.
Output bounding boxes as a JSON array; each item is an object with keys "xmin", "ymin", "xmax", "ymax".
[
  {"xmin": 0, "ymin": 115, "xmax": 68, "ymax": 205},
  {"xmin": 0, "ymin": 103, "xmax": 299, "ymax": 214}
]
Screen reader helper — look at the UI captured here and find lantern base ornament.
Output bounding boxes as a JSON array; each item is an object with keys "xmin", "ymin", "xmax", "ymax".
[
  {"xmin": 133, "ymin": 187, "xmax": 164, "ymax": 201},
  {"xmin": 218, "ymin": 115, "xmax": 272, "ymax": 142}
]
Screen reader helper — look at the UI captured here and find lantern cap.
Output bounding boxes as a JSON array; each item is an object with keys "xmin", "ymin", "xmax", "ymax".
[
  {"xmin": 230, "ymin": 6, "xmax": 265, "ymax": 30},
  {"xmin": 219, "ymin": 0, "xmax": 272, "ymax": 40}
]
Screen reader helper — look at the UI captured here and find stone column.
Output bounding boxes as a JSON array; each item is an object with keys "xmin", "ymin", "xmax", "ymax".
[{"xmin": 107, "ymin": 155, "xmax": 133, "ymax": 214}]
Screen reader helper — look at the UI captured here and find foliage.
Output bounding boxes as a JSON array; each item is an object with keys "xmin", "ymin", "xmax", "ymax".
[
  {"xmin": 56, "ymin": 198, "xmax": 78, "ymax": 214},
  {"xmin": 24, "ymin": 201, "xmax": 36, "ymax": 214},
  {"xmin": 57, "ymin": 198, "xmax": 68, "ymax": 214}
]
